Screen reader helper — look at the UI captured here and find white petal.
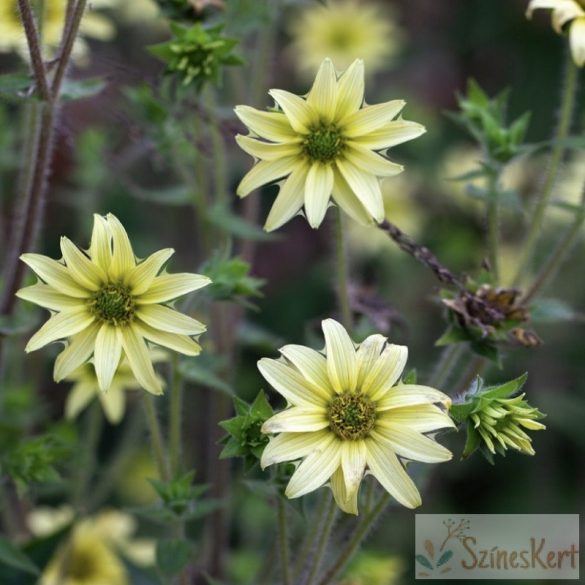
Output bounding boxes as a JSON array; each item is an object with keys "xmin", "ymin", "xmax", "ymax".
[
  {"xmin": 94, "ymin": 324, "xmax": 122, "ymax": 391},
  {"xmin": 306, "ymin": 58, "xmax": 337, "ymax": 122},
  {"xmin": 132, "ymin": 320, "xmax": 202, "ymax": 356},
  {"xmin": 136, "ymin": 273, "xmax": 211, "ymax": 304},
  {"xmin": 376, "ymin": 384, "xmax": 452, "ymax": 411},
  {"xmin": 373, "ymin": 424, "xmax": 452, "ymax": 463},
  {"xmin": 365, "ymin": 438, "xmax": 421, "ymax": 508},
  {"xmin": 330, "ymin": 467, "xmax": 359, "ymax": 515},
  {"xmin": 60, "ymin": 237, "xmax": 105, "ymax": 291},
  {"xmin": 235, "ymin": 135, "xmax": 302, "ymax": 161},
  {"xmin": 25, "ymin": 308, "xmax": 95, "ymax": 353},
  {"xmin": 127, "ymin": 248, "xmax": 174, "ymax": 296},
  {"xmin": 258, "ymin": 358, "xmax": 329, "ymax": 407},
  {"xmin": 341, "ymin": 440, "xmax": 367, "ymax": 497},
  {"xmin": 237, "ymin": 157, "xmax": 298, "ymax": 197},
  {"xmin": 322, "ymin": 319, "xmax": 358, "ymax": 394},
  {"xmin": 136, "ymin": 304, "xmax": 206, "ymax": 335},
  {"xmin": 269, "ymin": 89, "xmax": 313, "ymax": 134},
  {"xmin": 304, "ymin": 163, "xmax": 333, "ymax": 228},
  {"xmin": 331, "ymin": 170, "xmax": 375, "ymax": 226},
  {"xmin": 89, "ymin": 214, "xmax": 112, "ymax": 273},
  {"xmin": 344, "ymin": 145, "xmax": 404, "ymax": 177},
  {"xmin": 264, "ymin": 164, "xmax": 309, "ymax": 232},
  {"xmin": 65, "ymin": 382, "xmax": 96, "ymax": 420},
  {"xmin": 20, "ymin": 254, "xmax": 90, "ymax": 298},
  {"xmin": 570, "ymin": 18, "xmax": 585, "ymax": 66},
  {"xmin": 98, "ymin": 386, "xmax": 126, "ymax": 424},
  {"xmin": 16, "ymin": 284, "xmax": 82, "ymax": 311},
  {"xmin": 119, "ymin": 326, "xmax": 163, "ymax": 395},
  {"xmin": 342, "ymin": 100, "xmax": 406, "ymax": 138},
  {"xmin": 335, "ymin": 159, "xmax": 384, "ymax": 222},
  {"xmin": 261, "ymin": 430, "xmax": 331, "ymax": 468},
  {"xmin": 234, "ymin": 106, "xmax": 297, "ymax": 142},
  {"xmin": 285, "ymin": 437, "xmax": 341, "ymax": 498},
  {"xmin": 350, "ymin": 120, "xmax": 426, "ymax": 150},
  {"xmin": 107, "ymin": 214, "xmax": 136, "ymax": 280},
  {"xmin": 279, "ymin": 344, "xmax": 333, "ymax": 397},
  {"xmin": 356, "ymin": 334, "xmax": 387, "ymax": 389},
  {"xmin": 377, "ymin": 404, "xmax": 455, "ymax": 433},
  {"xmin": 262, "ymin": 407, "xmax": 329, "ymax": 434},
  {"xmin": 335, "ymin": 60, "xmax": 365, "ymax": 120},
  {"xmin": 54, "ymin": 323, "xmax": 101, "ymax": 381},
  {"xmin": 362, "ymin": 344, "xmax": 408, "ymax": 401}
]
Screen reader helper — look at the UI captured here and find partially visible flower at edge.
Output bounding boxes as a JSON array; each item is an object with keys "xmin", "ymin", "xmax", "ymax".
[
  {"xmin": 259, "ymin": 319, "xmax": 454, "ymax": 515},
  {"xmin": 287, "ymin": 0, "xmax": 403, "ymax": 76},
  {"xmin": 235, "ymin": 58, "xmax": 425, "ymax": 231},
  {"xmin": 526, "ymin": 0, "xmax": 585, "ymax": 66},
  {"xmin": 16, "ymin": 213, "xmax": 210, "ymax": 395}
]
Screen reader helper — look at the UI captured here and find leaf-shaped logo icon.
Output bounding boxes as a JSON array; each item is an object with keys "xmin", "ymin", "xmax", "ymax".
[
  {"xmin": 424, "ymin": 539, "xmax": 435, "ymax": 560},
  {"xmin": 416, "ymin": 554, "xmax": 434, "ymax": 571},
  {"xmin": 437, "ymin": 550, "xmax": 453, "ymax": 567}
]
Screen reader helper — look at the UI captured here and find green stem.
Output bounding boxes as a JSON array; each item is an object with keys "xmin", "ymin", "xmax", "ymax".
[
  {"xmin": 486, "ymin": 173, "xmax": 500, "ymax": 282},
  {"xmin": 513, "ymin": 51, "xmax": 580, "ymax": 285},
  {"xmin": 277, "ymin": 497, "xmax": 291, "ymax": 585},
  {"xmin": 142, "ymin": 395, "xmax": 170, "ymax": 482},
  {"xmin": 430, "ymin": 343, "xmax": 465, "ymax": 390},
  {"xmin": 522, "ymin": 183, "xmax": 585, "ymax": 303},
  {"xmin": 192, "ymin": 112, "xmax": 213, "ymax": 256},
  {"xmin": 303, "ymin": 495, "xmax": 337, "ymax": 585},
  {"xmin": 317, "ymin": 492, "xmax": 391, "ymax": 585},
  {"xmin": 334, "ymin": 207, "xmax": 352, "ymax": 332},
  {"xmin": 169, "ymin": 353, "xmax": 183, "ymax": 477}
]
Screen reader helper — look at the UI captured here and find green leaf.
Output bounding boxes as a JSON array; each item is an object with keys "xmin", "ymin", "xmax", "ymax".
[
  {"xmin": 126, "ymin": 184, "xmax": 194, "ymax": 206},
  {"xmin": 435, "ymin": 327, "xmax": 470, "ymax": 346},
  {"xmin": 156, "ymin": 539, "xmax": 193, "ymax": 577},
  {"xmin": 250, "ymin": 390, "xmax": 273, "ymax": 419},
  {"xmin": 482, "ymin": 373, "xmax": 528, "ymax": 400},
  {"xmin": 461, "ymin": 421, "xmax": 481, "ymax": 459},
  {"xmin": 470, "ymin": 341, "xmax": 501, "ymax": 366},
  {"xmin": 0, "ymin": 536, "xmax": 39, "ymax": 576},
  {"xmin": 60, "ymin": 78, "xmax": 106, "ymax": 102},
  {"xmin": 402, "ymin": 368, "xmax": 417, "ymax": 385},
  {"xmin": 0, "ymin": 73, "xmax": 34, "ymax": 102},
  {"xmin": 450, "ymin": 402, "xmax": 476, "ymax": 423}
]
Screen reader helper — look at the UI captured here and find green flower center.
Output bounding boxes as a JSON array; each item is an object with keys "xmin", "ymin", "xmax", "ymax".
[
  {"xmin": 303, "ymin": 124, "xmax": 345, "ymax": 163},
  {"xmin": 88, "ymin": 283, "xmax": 135, "ymax": 326},
  {"xmin": 327, "ymin": 392, "xmax": 376, "ymax": 441}
]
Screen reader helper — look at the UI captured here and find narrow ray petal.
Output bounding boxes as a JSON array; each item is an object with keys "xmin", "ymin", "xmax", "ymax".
[
  {"xmin": 344, "ymin": 145, "xmax": 404, "ymax": 177},
  {"xmin": 235, "ymin": 135, "xmax": 302, "ymax": 161},
  {"xmin": 89, "ymin": 214, "xmax": 112, "ymax": 273},
  {"xmin": 362, "ymin": 344, "xmax": 408, "ymax": 401},
  {"xmin": 306, "ymin": 58, "xmax": 337, "ymax": 122},
  {"xmin": 16, "ymin": 284, "xmax": 82, "ymax": 311},
  {"xmin": 322, "ymin": 319, "xmax": 358, "ymax": 393},
  {"xmin": 107, "ymin": 214, "xmax": 136, "ymax": 280},
  {"xmin": 376, "ymin": 404, "xmax": 455, "ymax": 433},
  {"xmin": 136, "ymin": 273, "xmax": 211, "ymax": 304},
  {"xmin": 330, "ymin": 467, "xmax": 359, "ymax": 515},
  {"xmin": 356, "ymin": 334, "xmax": 387, "ymax": 389},
  {"xmin": 279, "ymin": 344, "xmax": 333, "ymax": 396},
  {"xmin": 65, "ymin": 382, "xmax": 95, "ymax": 420},
  {"xmin": 94, "ymin": 324, "xmax": 123, "ymax": 391},
  {"xmin": 374, "ymin": 424, "xmax": 452, "ymax": 463},
  {"xmin": 20, "ymin": 254, "xmax": 90, "ymax": 298},
  {"xmin": 376, "ymin": 384, "xmax": 452, "ymax": 411},
  {"xmin": 132, "ymin": 321, "xmax": 202, "ymax": 356},
  {"xmin": 331, "ymin": 170, "xmax": 374, "ymax": 226},
  {"xmin": 261, "ymin": 430, "xmax": 331, "ymax": 468},
  {"xmin": 335, "ymin": 59, "xmax": 365, "ymax": 120},
  {"xmin": 60, "ymin": 237, "xmax": 104, "ymax": 290},
  {"xmin": 269, "ymin": 89, "xmax": 313, "ymax": 133},
  {"xmin": 98, "ymin": 387, "xmax": 126, "ymax": 425},
  {"xmin": 304, "ymin": 163, "xmax": 333, "ymax": 228},
  {"xmin": 119, "ymin": 326, "xmax": 162, "ymax": 395},
  {"xmin": 262, "ymin": 407, "xmax": 329, "ymax": 434},
  {"xmin": 342, "ymin": 100, "xmax": 405, "ymax": 138},
  {"xmin": 335, "ymin": 159, "xmax": 385, "ymax": 222},
  {"xmin": 54, "ymin": 322, "xmax": 101, "ymax": 381},
  {"xmin": 25, "ymin": 308, "xmax": 95, "ymax": 353},
  {"xmin": 234, "ymin": 106, "xmax": 297, "ymax": 142},
  {"xmin": 136, "ymin": 305, "xmax": 206, "ymax": 335},
  {"xmin": 341, "ymin": 440, "xmax": 367, "ymax": 497},
  {"xmin": 264, "ymin": 164, "xmax": 309, "ymax": 232},
  {"xmin": 351, "ymin": 120, "xmax": 426, "ymax": 150},
  {"xmin": 237, "ymin": 157, "xmax": 298, "ymax": 197},
  {"xmin": 127, "ymin": 248, "xmax": 174, "ymax": 296}
]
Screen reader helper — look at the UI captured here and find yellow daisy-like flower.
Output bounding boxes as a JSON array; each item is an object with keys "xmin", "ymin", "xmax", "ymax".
[
  {"xmin": 16, "ymin": 213, "xmax": 210, "ymax": 395},
  {"xmin": 235, "ymin": 58, "xmax": 426, "ymax": 231},
  {"xmin": 64, "ymin": 350, "xmax": 167, "ymax": 424},
  {"xmin": 0, "ymin": 0, "xmax": 115, "ymax": 60},
  {"xmin": 259, "ymin": 319, "xmax": 454, "ymax": 515},
  {"xmin": 288, "ymin": 0, "xmax": 402, "ymax": 76},
  {"xmin": 526, "ymin": 0, "xmax": 585, "ymax": 66}
]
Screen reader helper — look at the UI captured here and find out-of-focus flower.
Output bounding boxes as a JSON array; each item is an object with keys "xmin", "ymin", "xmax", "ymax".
[
  {"xmin": 28, "ymin": 505, "xmax": 74, "ymax": 537},
  {"xmin": 288, "ymin": 0, "xmax": 403, "ymax": 76},
  {"xmin": 0, "ymin": 0, "xmax": 115, "ymax": 61},
  {"xmin": 341, "ymin": 551, "xmax": 404, "ymax": 585},
  {"xmin": 235, "ymin": 58, "xmax": 425, "ymax": 231},
  {"xmin": 527, "ymin": 0, "xmax": 585, "ymax": 66},
  {"xmin": 37, "ymin": 508, "xmax": 154, "ymax": 585},
  {"xmin": 64, "ymin": 351, "xmax": 167, "ymax": 424},
  {"xmin": 259, "ymin": 319, "xmax": 453, "ymax": 514},
  {"xmin": 115, "ymin": 450, "xmax": 160, "ymax": 505},
  {"xmin": 17, "ymin": 213, "xmax": 210, "ymax": 395}
]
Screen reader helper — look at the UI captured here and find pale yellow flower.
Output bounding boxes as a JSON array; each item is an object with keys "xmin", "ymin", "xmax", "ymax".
[
  {"xmin": 17, "ymin": 213, "xmax": 210, "ymax": 395},
  {"xmin": 526, "ymin": 0, "xmax": 585, "ymax": 66},
  {"xmin": 288, "ymin": 0, "xmax": 402, "ymax": 76},
  {"xmin": 64, "ymin": 350, "xmax": 167, "ymax": 424},
  {"xmin": 0, "ymin": 0, "xmax": 115, "ymax": 60},
  {"xmin": 235, "ymin": 58, "xmax": 425, "ymax": 231},
  {"xmin": 259, "ymin": 319, "xmax": 453, "ymax": 514}
]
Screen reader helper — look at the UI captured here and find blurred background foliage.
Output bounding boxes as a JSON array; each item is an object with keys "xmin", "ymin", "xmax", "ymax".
[{"xmin": 0, "ymin": 0, "xmax": 584, "ymax": 583}]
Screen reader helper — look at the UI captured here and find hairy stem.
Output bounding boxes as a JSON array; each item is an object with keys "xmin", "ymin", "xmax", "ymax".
[
  {"xmin": 169, "ymin": 353, "xmax": 183, "ymax": 477},
  {"xmin": 303, "ymin": 495, "xmax": 337, "ymax": 585},
  {"xmin": 142, "ymin": 395, "xmax": 170, "ymax": 482},
  {"xmin": 430, "ymin": 344, "xmax": 466, "ymax": 390},
  {"xmin": 486, "ymin": 173, "xmax": 500, "ymax": 282},
  {"xmin": 334, "ymin": 208, "xmax": 352, "ymax": 332},
  {"xmin": 277, "ymin": 497, "xmax": 291, "ymax": 585}
]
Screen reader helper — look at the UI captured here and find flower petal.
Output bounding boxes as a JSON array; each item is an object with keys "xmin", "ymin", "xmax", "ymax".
[
  {"xmin": 269, "ymin": 89, "xmax": 313, "ymax": 133},
  {"xmin": 341, "ymin": 440, "xmax": 367, "ymax": 498},
  {"xmin": 89, "ymin": 214, "xmax": 112, "ymax": 273},
  {"xmin": 285, "ymin": 437, "xmax": 341, "ymax": 498},
  {"xmin": 343, "ymin": 100, "xmax": 406, "ymax": 138},
  {"xmin": 570, "ymin": 18, "xmax": 585, "ymax": 66},
  {"xmin": 264, "ymin": 164, "xmax": 309, "ymax": 232},
  {"xmin": 356, "ymin": 334, "xmax": 387, "ymax": 389},
  {"xmin": 366, "ymin": 437, "xmax": 421, "ymax": 508},
  {"xmin": 119, "ymin": 326, "xmax": 162, "ymax": 395},
  {"xmin": 260, "ymin": 430, "xmax": 331, "ymax": 468},
  {"xmin": 279, "ymin": 344, "xmax": 333, "ymax": 398},
  {"xmin": 65, "ymin": 382, "xmax": 96, "ymax": 420},
  {"xmin": 132, "ymin": 321, "xmax": 202, "ymax": 356},
  {"xmin": 362, "ymin": 344, "xmax": 408, "ymax": 401},
  {"xmin": 107, "ymin": 214, "xmax": 136, "ymax": 280},
  {"xmin": 234, "ymin": 106, "xmax": 297, "ymax": 142},
  {"xmin": 94, "ymin": 324, "xmax": 123, "ymax": 391},
  {"xmin": 25, "ymin": 308, "xmax": 95, "ymax": 353},
  {"xmin": 322, "ymin": 319, "xmax": 358, "ymax": 393},
  {"xmin": 262, "ymin": 407, "xmax": 329, "ymax": 434},
  {"xmin": 16, "ymin": 284, "xmax": 82, "ymax": 311},
  {"xmin": 335, "ymin": 59, "xmax": 365, "ymax": 120},
  {"xmin": 98, "ymin": 386, "xmax": 126, "ymax": 424},
  {"xmin": 304, "ymin": 163, "xmax": 333, "ymax": 228},
  {"xmin": 306, "ymin": 58, "xmax": 337, "ymax": 122},
  {"xmin": 237, "ymin": 157, "xmax": 298, "ymax": 198},
  {"xmin": 330, "ymin": 467, "xmax": 359, "ymax": 515},
  {"xmin": 60, "ymin": 237, "xmax": 105, "ymax": 291},
  {"xmin": 344, "ymin": 144, "xmax": 404, "ymax": 177},
  {"xmin": 376, "ymin": 384, "xmax": 452, "ymax": 411},
  {"xmin": 258, "ymin": 358, "xmax": 329, "ymax": 407},
  {"xmin": 351, "ymin": 120, "xmax": 426, "ymax": 150},
  {"xmin": 335, "ymin": 159, "xmax": 384, "ymax": 222},
  {"xmin": 20, "ymin": 254, "xmax": 90, "ymax": 298},
  {"xmin": 127, "ymin": 248, "xmax": 174, "ymax": 296},
  {"xmin": 331, "ymin": 170, "xmax": 374, "ymax": 226},
  {"xmin": 235, "ymin": 135, "xmax": 302, "ymax": 161},
  {"xmin": 54, "ymin": 323, "xmax": 101, "ymax": 381},
  {"xmin": 136, "ymin": 304, "xmax": 206, "ymax": 335},
  {"xmin": 377, "ymin": 404, "xmax": 455, "ymax": 433},
  {"xmin": 136, "ymin": 273, "xmax": 211, "ymax": 304},
  {"xmin": 373, "ymin": 424, "xmax": 452, "ymax": 463}
]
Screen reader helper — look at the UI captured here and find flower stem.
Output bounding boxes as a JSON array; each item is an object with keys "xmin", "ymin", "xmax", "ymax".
[
  {"xmin": 486, "ymin": 172, "xmax": 500, "ymax": 282},
  {"xmin": 317, "ymin": 492, "xmax": 391, "ymax": 585},
  {"xmin": 303, "ymin": 494, "xmax": 337, "ymax": 585},
  {"xmin": 334, "ymin": 207, "xmax": 352, "ymax": 332},
  {"xmin": 513, "ymin": 51, "xmax": 580, "ymax": 285},
  {"xmin": 142, "ymin": 394, "xmax": 170, "ymax": 482},
  {"xmin": 430, "ymin": 343, "xmax": 466, "ymax": 390},
  {"xmin": 169, "ymin": 353, "xmax": 183, "ymax": 477},
  {"xmin": 277, "ymin": 497, "xmax": 291, "ymax": 585}
]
